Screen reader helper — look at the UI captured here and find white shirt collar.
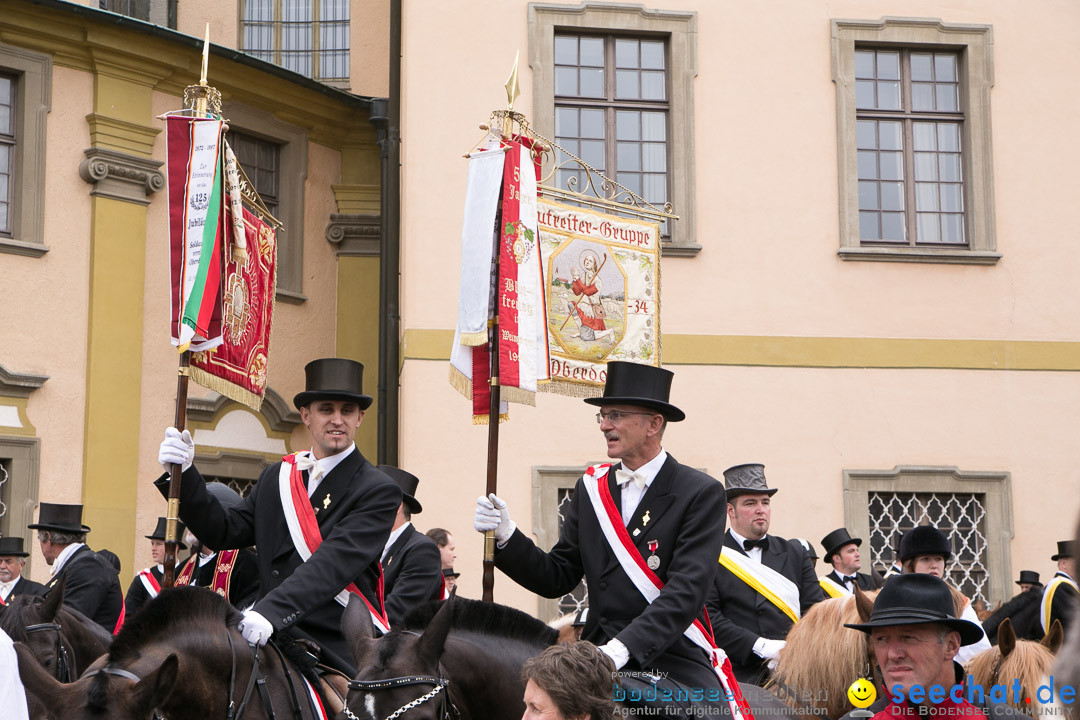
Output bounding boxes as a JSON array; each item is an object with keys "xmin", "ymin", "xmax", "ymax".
[
  {"xmin": 51, "ymin": 543, "xmax": 85, "ymax": 576},
  {"xmin": 381, "ymin": 522, "xmax": 412, "ymax": 563},
  {"xmin": 620, "ymin": 448, "xmax": 667, "ymax": 487},
  {"xmin": 728, "ymin": 528, "xmax": 767, "ymax": 561},
  {"xmin": 0, "ymin": 577, "xmax": 16, "ymax": 600},
  {"xmin": 306, "ymin": 443, "xmax": 356, "ymax": 495},
  {"xmin": 198, "ymin": 551, "xmax": 217, "ymax": 567}
]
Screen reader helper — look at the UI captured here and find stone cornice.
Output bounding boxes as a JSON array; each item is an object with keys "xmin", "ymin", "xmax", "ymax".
[
  {"xmin": 0, "ymin": 362, "xmax": 49, "ymax": 398},
  {"xmin": 326, "ymin": 214, "xmax": 381, "ymax": 257},
  {"xmin": 79, "ymin": 148, "xmax": 165, "ymax": 206},
  {"xmin": 186, "ymin": 387, "xmax": 301, "ymax": 433}
]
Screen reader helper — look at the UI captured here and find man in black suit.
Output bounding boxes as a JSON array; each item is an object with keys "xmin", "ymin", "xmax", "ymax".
[
  {"xmin": 475, "ymin": 362, "xmax": 736, "ymax": 714},
  {"xmin": 376, "ymin": 465, "xmax": 442, "ymax": 626},
  {"xmin": 706, "ymin": 464, "xmax": 825, "ymax": 684},
  {"xmin": 818, "ymin": 527, "xmax": 884, "ymax": 598},
  {"xmin": 1042, "ymin": 540, "xmax": 1077, "ymax": 637},
  {"xmin": 0, "ymin": 536, "xmax": 45, "ymax": 603},
  {"xmin": 158, "ymin": 358, "xmax": 401, "ymax": 674},
  {"xmin": 28, "ymin": 503, "xmax": 123, "ymax": 632}
]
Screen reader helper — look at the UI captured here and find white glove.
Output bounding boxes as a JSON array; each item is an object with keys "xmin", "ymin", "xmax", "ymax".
[
  {"xmin": 473, "ymin": 494, "xmax": 516, "ymax": 544},
  {"xmin": 598, "ymin": 638, "xmax": 630, "ymax": 670},
  {"xmin": 238, "ymin": 609, "xmax": 273, "ymax": 646},
  {"xmin": 158, "ymin": 427, "xmax": 194, "ymax": 473},
  {"xmin": 753, "ymin": 637, "xmax": 786, "ymax": 660}
]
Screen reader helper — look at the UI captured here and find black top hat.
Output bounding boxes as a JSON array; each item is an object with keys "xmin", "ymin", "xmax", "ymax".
[
  {"xmin": 582, "ymin": 361, "xmax": 685, "ymax": 422},
  {"xmin": 821, "ymin": 528, "xmax": 863, "ymax": 564},
  {"xmin": 442, "ymin": 567, "xmax": 460, "ymax": 578},
  {"xmin": 793, "ymin": 538, "xmax": 818, "ymax": 560},
  {"xmin": 293, "ymin": 358, "xmax": 374, "ymax": 411},
  {"xmin": 1016, "ymin": 570, "xmax": 1041, "ymax": 586},
  {"xmin": 27, "ymin": 503, "xmax": 91, "ymax": 534},
  {"xmin": 844, "ymin": 573, "xmax": 984, "ymax": 645},
  {"xmin": 145, "ymin": 517, "xmax": 187, "ymax": 550},
  {"xmin": 1052, "ymin": 540, "xmax": 1075, "ymax": 561},
  {"xmin": 898, "ymin": 525, "xmax": 952, "ymax": 562},
  {"xmin": 377, "ymin": 465, "xmax": 423, "ymax": 515},
  {"xmin": 723, "ymin": 463, "xmax": 778, "ymax": 499},
  {"xmin": 0, "ymin": 536, "xmax": 30, "ymax": 557}
]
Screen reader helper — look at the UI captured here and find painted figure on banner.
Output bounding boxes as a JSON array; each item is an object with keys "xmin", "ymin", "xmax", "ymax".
[{"xmin": 550, "ymin": 240, "xmax": 625, "ymax": 360}]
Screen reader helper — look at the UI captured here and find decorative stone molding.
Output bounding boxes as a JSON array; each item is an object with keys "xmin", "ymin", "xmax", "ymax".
[
  {"xmin": 325, "ymin": 213, "xmax": 381, "ymax": 257},
  {"xmin": 186, "ymin": 387, "xmax": 301, "ymax": 434},
  {"xmin": 0, "ymin": 362, "xmax": 49, "ymax": 399},
  {"xmin": 78, "ymin": 147, "xmax": 164, "ymax": 206}
]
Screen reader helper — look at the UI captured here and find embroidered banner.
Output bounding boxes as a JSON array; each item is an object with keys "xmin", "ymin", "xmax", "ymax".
[{"xmin": 538, "ymin": 199, "xmax": 662, "ymax": 396}]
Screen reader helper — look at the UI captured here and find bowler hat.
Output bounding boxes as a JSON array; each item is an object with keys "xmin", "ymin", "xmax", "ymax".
[
  {"xmin": 844, "ymin": 573, "xmax": 984, "ymax": 645},
  {"xmin": 293, "ymin": 358, "xmax": 374, "ymax": 411},
  {"xmin": 0, "ymin": 536, "xmax": 30, "ymax": 557},
  {"xmin": 821, "ymin": 528, "xmax": 862, "ymax": 564},
  {"xmin": 723, "ymin": 463, "xmax": 778, "ymax": 499},
  {"xmin": 27, "ymin": 503, "xmax": 91, "ymax": 534},
  {"xmin": 583, "ymin": 361, "xmax": 685, "ymax": 422},
  {"xmin": 145, "ymin": 517, "xmax": 187, "ymax": 550},
  {"xmin": 1016, "ymin": 570, "xmax": 1041, "ymax": 586},
  {"xmin": 377, "ymin": 465, "xmax": 423, "ymax": 514},
  {"xmin": 898, "ymin": 525, "xmax": 951, "ymax": 562},
  {"xmin": 1052, "ymin": 540, "xmax": 1075, "ymax": 561}
]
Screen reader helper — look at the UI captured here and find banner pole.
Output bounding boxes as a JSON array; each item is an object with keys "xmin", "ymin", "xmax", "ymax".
[
  {"xmin": 162, "ymin": 351, "xmax": 191, "ymax": 588},
  {"xmin": 482, "ymin": 252, "xmax": 501, "ymax": 604}
]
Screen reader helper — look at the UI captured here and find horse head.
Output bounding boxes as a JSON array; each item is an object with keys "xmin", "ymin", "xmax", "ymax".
[
  {"xmin": 968, "ymin": 616, "xmax": 1057, "ymax": 715},
  {"xmin": 1, "ymin": 575, "xmax": 85, "ymax": 683}
]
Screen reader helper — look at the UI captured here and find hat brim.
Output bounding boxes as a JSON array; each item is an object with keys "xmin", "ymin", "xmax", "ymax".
[
  {"xmin": 294, "ymin": 390, "xmax": 374, "ymax": 411},
  {"xmin": 27, "ymin": 522, "xmax": 92, "ymax": 534},
  {"xmin": 824, "ymin": 538, "xmax": 862, "ymax": 564},
  {"xmin": 725, "ymin": 487, "xmax": 779, "ymax": 499},
  {"xmin": 0, "ymin": 551, "xmax": 29, "ymax": 557},
  {"xmin": 583, "ymin": 396, "xmax": 685, "ymax": 422},
  {"xmin": 845, "ymin": 613, "xmax": 985, "ymax": 646},
  {"xmin": 402, "ymin": 495, "xmax": 423, "ymax": 515},
  {"xmin": 145, "ymin": 534, "xmax": 187, "ymax": 550},
  {"xmin": 1051, "ymin": 554, "xmax": 1072, "ymax": 561}
]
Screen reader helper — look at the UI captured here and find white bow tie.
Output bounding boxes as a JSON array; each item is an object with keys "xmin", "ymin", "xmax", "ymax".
[
  {"xmin": 615, "ymin": 468, "xmax": 647, "ymax": 490},
  {"xmin": 293, "ymin": 453, "xmax": 325, "ymax": 487}
]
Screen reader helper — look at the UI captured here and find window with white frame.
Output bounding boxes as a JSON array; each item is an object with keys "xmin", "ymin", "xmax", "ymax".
[{"xmin": 240, "ymin": 0, "xmax": 350, "ymax": 84}]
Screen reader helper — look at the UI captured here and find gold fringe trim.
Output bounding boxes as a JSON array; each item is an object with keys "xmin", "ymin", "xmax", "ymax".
[
  {"xmin": 472, "ymin": 412, "xmax": 509, "ymax": 425},
  {"xmin": 540, "ymin": 379, "xmax": 604, "ymax": 398},
  {"xmin": 500, "ymin": 386, "xmax": 536, "ymax": 407},
  {"xmin": 190, "ymin": 366, "xmax": 264, "ymax": 412},
  {"xmin": 448, "ymin": 364, "xmax": 473, "ymax": 400},
  {"xmin": 460, "ymin": 331, "xmax": 488, "ymax": 347}
]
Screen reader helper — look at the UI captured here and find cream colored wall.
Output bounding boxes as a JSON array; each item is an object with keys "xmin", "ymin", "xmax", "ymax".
[
  {"xmin": 177, "ymin": 2, "xmax": 240, "ymax": 50},
  {"xmin": 352, "ymin": 0, "xmax": 389, "ymax": 97}
]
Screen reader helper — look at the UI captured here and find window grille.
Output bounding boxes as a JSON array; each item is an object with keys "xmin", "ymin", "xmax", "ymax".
[
  {"xmin": 557, "ymin": 486, "xmax": 588, "ymax": 616},
  {"xmin": 202, "ymin": 475, "xmax": 257, "ymax": 499},
  {"xmin": 0, "ymin": 460, "xmax": 9, "ymax": 533}
]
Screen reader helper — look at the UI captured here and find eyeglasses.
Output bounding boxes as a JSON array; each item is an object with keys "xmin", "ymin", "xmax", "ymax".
[{"xmin": 595, "ymin": 410, "xmax": 657, "ymax": 424}]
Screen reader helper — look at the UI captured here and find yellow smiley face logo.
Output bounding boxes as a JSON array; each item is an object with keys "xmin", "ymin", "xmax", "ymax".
[{"xmin": 847, "ymin": 678, "xmax": 877, "ymax": 708}]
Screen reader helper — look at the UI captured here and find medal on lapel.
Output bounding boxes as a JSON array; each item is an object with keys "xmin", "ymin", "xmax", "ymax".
[
  {"xmin": 646, "ymin": 539, "xmax": 660, "ymax": 570},
  {"xmin": 323, "ymin": 493, "xmax": 331, "ymax": 511}
]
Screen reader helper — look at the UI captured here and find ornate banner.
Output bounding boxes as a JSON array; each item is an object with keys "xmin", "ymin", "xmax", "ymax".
[
  {"xmin": 538, "ymin": 198, "xmax": 661, "ymax": 395},
  {"xmin": 190, "ymin": 205, "xmax": 277, "ymax": 411}
]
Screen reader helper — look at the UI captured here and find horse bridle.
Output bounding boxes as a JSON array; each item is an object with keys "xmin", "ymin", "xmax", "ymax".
[
  {"xmin": 344, "ymin": 671, "xmax": 460, "ymax": 720},
  {"xmin": 24, "ymin": 621, "xmax": 73, "ymax": 682}
]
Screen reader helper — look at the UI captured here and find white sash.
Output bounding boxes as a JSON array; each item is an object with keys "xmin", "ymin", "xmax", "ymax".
[
  {"xmin": 581, "ymin": 464, "xmax": 752, "ymax": 720},
  {"xmin": 819, "ymin": 575, "xmax": 851, "ymax": 598},
  {"xmin": 1041, "ymin": 574, "xmax": 1079, "ymax": 633},
  {"xmin": 278, "ymin": 458, "xmax": 390, "ymax": 634},
  {"xmin": 138, "ymin": 568, "xmax": 161, "ymax": 598},
  {"xmin": 720, "ymin": 547, "xmax": 802, "ymax": 620}
]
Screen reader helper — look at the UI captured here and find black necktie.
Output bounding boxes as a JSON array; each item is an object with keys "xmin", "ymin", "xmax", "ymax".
[
  {"xmin": 842, "ymin": 575, "xmax": 856, "ymax": 585},
  {"xmin": 743, "ymin": 538, "xmax": 768, "ymax": 551}
]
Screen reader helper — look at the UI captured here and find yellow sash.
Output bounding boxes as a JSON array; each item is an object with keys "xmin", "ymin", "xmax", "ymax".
[
  {"xmin": 719, "ymin": 551, "xmax": 799, "ymax": 623},
  {"xmin": 819, "ymin": 576, "xmax": 848, "ymax": 598},
  {"xmin": 1042, "ymin": 575, "xmax": 1079, "ymax": 632}
]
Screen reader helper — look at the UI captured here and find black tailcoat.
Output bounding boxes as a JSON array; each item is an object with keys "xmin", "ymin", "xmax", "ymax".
[
  {"xmin": 156, "ymin": 448, "xmax": 401, "ymax": 674},
  {"xmin": 381, "ymin": 524, "xmax": 443, "ymax": 627},
  {"xmin": 123, "ymin": 565, "xmax": 163, "ymax": 619},
  {"xmin": 42, "ymin": 545, "xmax": 123, "ymax": 632},
  {"xmin": 705, "ymin": 531, "xmax": 825, "ymax": 683},
  {"xmin": 1045, "ymin": 571, "xmax": 1078, "ymax": 635},
  {"xmin": 823, "ymin": 568, "xmax": 883, "ymax": 592},
  {"xmin": 4, "ymin": 575, "xmax": 46, "ymax": 601},
  {"xmin": 495, "ymin": 455, "xmax": 726, "ymax": 691}
]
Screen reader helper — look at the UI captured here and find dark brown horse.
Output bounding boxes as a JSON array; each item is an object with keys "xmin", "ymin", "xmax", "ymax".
[{"xmin": 17, "ymin": 586, "xmax": 346, "ymax": 720}]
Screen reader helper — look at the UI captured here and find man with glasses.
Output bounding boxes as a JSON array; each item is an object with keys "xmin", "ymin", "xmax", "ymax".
[{"xmin": 474, "ymin": 361, "xmax": 737, "ymax": 714}]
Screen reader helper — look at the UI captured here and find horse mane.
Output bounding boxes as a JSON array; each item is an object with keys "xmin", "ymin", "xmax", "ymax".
[
  {"xmin": 59, "ymin": 604, "xmax": 114, "ymax": 646},
  {"xmin": 402, "ymin": 597, "xmax": 558, "ymax": 648},
  {"xmin": 107, "ymin": 586, "xmax": 240, "ymax": 664},
  {"xmin": 0, "ymin": 593, "xmax": 40, "ymax": 639},
  {"xmin": 982, "ymin": 589, "xmax": 1043, "ymax": 642}
]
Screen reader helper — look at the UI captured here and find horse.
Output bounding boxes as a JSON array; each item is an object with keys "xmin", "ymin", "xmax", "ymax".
[
  {"xmin": 981, "ymin": 588, "xmax": 1045, "ymax": 643},
  {"xmin": 966, "ymin": 617, "xmax": 1062, "ymax": 716},
  {"xmin": 0, "ymin": 575, "xmax": 111, "ymax": 680},
  {"xmin": 768, "ymin": 590, "xmax": 880, "ymax": 720},
  {"xmin": 16, "ymin": 586, "xmax": 347, "ymax": 720}
]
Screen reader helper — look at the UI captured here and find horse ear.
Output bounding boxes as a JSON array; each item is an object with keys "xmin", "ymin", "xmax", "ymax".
[
  {"xmin": 133, "ymin": 653, "xmax": 179, "ymax": 712},
  {"xmin": 1043, "ymin": 619, "xmax": 1064, "ymax": 653},
  {"xmin": 40, "ymin": 574, "xmax": 65, "ymax": 621},
  {"xmin": 416, "ymin": 591, "xmax": 455, "ymax": 669},
  {"xmin": 343, "ymin": 593, "xmax": 377, "ymax": 671},
  {"xmin": 854, "ymin": 584, "xmax": 874, "ymax": 624},
  {"xmin": 998, "ymin": 617, "xmax": 1016, "ymax": 657}
]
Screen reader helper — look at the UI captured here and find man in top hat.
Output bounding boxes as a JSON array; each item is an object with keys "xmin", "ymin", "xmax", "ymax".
[
  {"xmin": 157, "ymin": 358, "xmax": 401, "ymax": 674},
  {"xmin": 705, "ymin": 463, "xmax": 825, "ymax": 684},
  {"xmin": 1016, "ymin": 570, "xmax": 1041, "ymax": 593},
  {"xmin": 475, "ymin": 362, "xmax": 739, "ymax": 714},
  {"xmin": 123, "ymin": 516, "xmax": 188, "ymax": 618},
  {"xmin": 0, "ymin": 537, "xmax": 45, "ymax": 603},
  {"xmin": 28, "ymin": 503, "xmax": 123, "ymax": 633},
  {"xmin": 376, "ymin": 465, "xmax": 443, "ymax": 626},
  {"xmin": 841, "ymin": 573, "xmax": 1022, "ymax": 720},
  {"xmin": 1041, "ymin": 540, "xmax": 1077, "ymax": 637},
  {"xmin": 819, "ymin": 527, "xmax": 884, "ymax": 598}
]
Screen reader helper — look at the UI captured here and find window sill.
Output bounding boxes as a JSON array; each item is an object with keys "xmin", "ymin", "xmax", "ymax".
[
  {"xmin": 839, "ymin": 246, "xmax": 1001, "ymax": 266},
  {"xmin": 661, "ymin": 241, "xmax": 702, "ymax": 258},
  {"xmin": 276, "ymin": 288, "xmax": 308, "ymax": 305},
  {"xmin": 0, "ymin": 238, "xmax": 49, "ymax": 258}
]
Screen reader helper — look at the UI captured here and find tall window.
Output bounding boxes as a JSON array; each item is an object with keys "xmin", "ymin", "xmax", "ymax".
[
  {"xmin": 240, "ymin": 0, "xmax": 350, "ymax": 83},
  {"xmin": 856, "ymin": 49, "xmax": 964, "ymax": 246},
  {"xmin": 229, "ymin": 131, "xmax": 280, "ymax": 217},
  {"xmin": 99, "ymin": 0, "xmax": 150, "ymax": 21},
  {"xmin": 554, "ymin": 34, "xmax": 669, "ymax": 236},
  {"xmin": 0, "ymin": 72, "xmax": 13, "ymax": 238}
]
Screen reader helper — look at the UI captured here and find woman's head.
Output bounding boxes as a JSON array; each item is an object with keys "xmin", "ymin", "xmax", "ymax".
[
  {"xmin": 520, "ymin": 642, "xmax": 616, "ymax": 720},
  {"xmin": 902, "ymin": 554, "xmax": 947, "ymax": 578}
]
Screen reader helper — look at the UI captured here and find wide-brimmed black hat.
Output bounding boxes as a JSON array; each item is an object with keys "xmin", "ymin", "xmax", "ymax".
[
  {"xmin": 1052, "ymin": 540, "xmax": 1075, "ymax": 561},
  {"xmin": 377, "ymin": 465, "xmax": 423, "ymax": 514},
  {"xmin": 583, "ymin": 361, "xmax": 684, "ymax": 422},
  {"xmin": 1016, "ymin": 570, "xmax": 1041, "ymax": 586},
  {"xmin": 293, "ymin": 358, "xmax": 373, "ymax": 411},
  {"xmin": 844, "ymin": 573, "xmax": 984, "ymax": 645},
  {"xmin": 27, "ymin": 503, "xmax": 91, "ymax": 534},
  {"xmin": 898, "ymin": 525, "xmax": 951, "ymax": 562},
  {"xmin": 723, "ymin": 463, "xmax": 778, "ymax": 499},
  {"xmin": 145, "ymin": 517, "xmax": 187, "ymax": 550},
  {"xmin": 0, "ymin": 536, "xmax": 30, "ymax": 557},
  {"xmin": 821, "ymin": 528, "xmax": 862, "ymax": 564}
]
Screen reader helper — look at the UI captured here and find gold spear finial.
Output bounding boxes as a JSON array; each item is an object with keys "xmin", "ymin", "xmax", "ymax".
[
  {"xmin": 200, "ymin": 23, "xmax": 210, "ymax": 86},
  {"xmin": 505, "ymin": 50, "xmax": 520, "ymax": 111}
]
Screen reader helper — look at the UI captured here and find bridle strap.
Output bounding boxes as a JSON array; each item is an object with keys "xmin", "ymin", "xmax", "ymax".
[
  {"xmin": 24, "ymin": 622, "xmax": 73, "ymax": 683},
  {"xmin": 348, "ymin": 675, "xmax": 444, "ymax": 691},
  {"xmin": 344, "ymin": 673, "xmax": 458, "ymax": 720},
  {"xmin": 82, "ymin": 665, "xmax": 145, "ymax": 683}
]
